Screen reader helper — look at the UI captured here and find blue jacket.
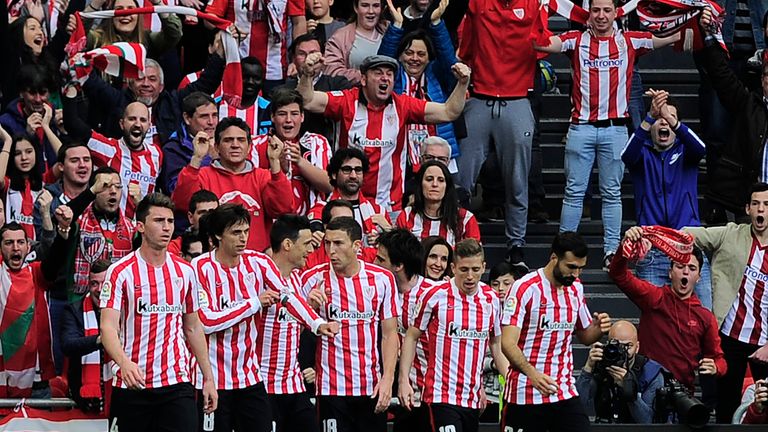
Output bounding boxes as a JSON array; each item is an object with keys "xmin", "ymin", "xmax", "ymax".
[
  {"xmin": 0, "ymin": 98, "xmax": 58, "ymax": 170},
  {"xmin": 377, "ymin": 20, "xmax": 460, "ymax": 158},
  {"xmin": 622, "ymin": 122, "xmax": 706, "ymax": 229},
  {"xmin": 718, "ymin": 0, "xmax": 767, "ymax": 50}
]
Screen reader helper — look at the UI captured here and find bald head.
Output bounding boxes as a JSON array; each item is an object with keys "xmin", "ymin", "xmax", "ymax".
[
  {"xmin": 608, "ymin": 320, "xmax": 639, "ymax": 357},
  {"xmin": 120, "ymin": 101, "xmax": 150, "ymax": 149}
]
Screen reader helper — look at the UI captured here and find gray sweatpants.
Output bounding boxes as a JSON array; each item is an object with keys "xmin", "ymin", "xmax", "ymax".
[{"xmin": 455, "ymin": 97, "xmax": 534, "ymax": 248}]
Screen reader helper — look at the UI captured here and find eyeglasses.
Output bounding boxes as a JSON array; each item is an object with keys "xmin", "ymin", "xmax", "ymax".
[
  {"xmin": 422, "ymin": 154, "xmax": 450, "ymax": 164},
  {"xmin": 339, "ymin": 166, "xmax": 364, "ymax": 174}
]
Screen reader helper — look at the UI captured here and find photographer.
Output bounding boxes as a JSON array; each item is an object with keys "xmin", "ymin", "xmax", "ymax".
[
  {"xmin": 576, "ymin": 321, "xmax": 664, "ymax": 423},
  {"xmin": 744, "ymin": 379, "xmax": 768, "ymax": 424}
]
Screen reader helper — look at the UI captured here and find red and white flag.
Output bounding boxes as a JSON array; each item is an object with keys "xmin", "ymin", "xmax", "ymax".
[{"xmin": 66, "ymin": 5, "xmax": 243, "ymax": 106}]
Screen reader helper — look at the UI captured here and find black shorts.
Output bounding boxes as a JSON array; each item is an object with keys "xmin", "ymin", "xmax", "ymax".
[
  {"xmin": 110, "ymin": 382, "xmax": 196, "ymax": 432},
  {"xmin": 268, "ymin": 392, "xmax": 319, "ymax": 432},
  {"xmin": 316, "ymin": 395, "xmax": 387, "ymax": 432},
  {"xmin": 501, "ymin": 397, "xmax": 590, "ymax": 432},
  {"xmin": 427, "ymin": 403, "xmax": 480, "ymax": 432},
  {"xmin": 197, "ymin": 382, "xmax": 273, "ymax": 432},
  {"xmin": 392, "ymin": 403, "xmax": 430, "ymax": 432}
]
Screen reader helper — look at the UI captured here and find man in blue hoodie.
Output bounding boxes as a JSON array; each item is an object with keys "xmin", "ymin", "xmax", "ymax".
[{"xmin": 621, "ymin": 89, "xmax": 712, "ymax": 308}]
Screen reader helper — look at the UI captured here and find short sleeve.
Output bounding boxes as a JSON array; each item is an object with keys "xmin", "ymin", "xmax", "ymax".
[
  {"xmin": 100, "ymin": 263, "xmax": 125, "ymax": 311},
  {"xmin": 414, "ymin": 288, "xmax": 438, "ymax": 332},
  {"xmin": 501, "ymin": 279, "xmax": 529, "ymax": 328},
  {"xmin": 379, "ymin": 271, "xmax": 399, "ymax": 320},
  {"xmin": 625, "ymin": 31, "xmax": 654, "ymax": 55},
  {"xmin": 323, "ymin": 90, "xmax": 352, "ymax": 120},
  {"xmin": 184, "ymin": 270, "xmax": 200, "ymax": 313},
  {"xmin": 205, "ymin": 0, "xmax": 230, "ymax": 19},
  {"xmin": 575, "ymin": 285, "xmax": 592, "ymax": 331},
  {"xmin": 287, "ymin": 0, "xmax": 304, "ymax": 16},
  {"xmin": 490, "ymin": 295, "xmax": 501, "ymax": 337},
  {"xmin": 558, "ymin": 30, "xmax": 581, "ymax": 52},
  {"xmin": 398, "ymin": 94, "xmax": 427, "ymax": 125}
]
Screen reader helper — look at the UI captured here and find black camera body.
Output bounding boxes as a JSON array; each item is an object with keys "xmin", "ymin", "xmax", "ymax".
[
  {"xmin": 594, "ymin": 339, "xmax": 630, "ymax": 378},
  {"xmin": 654, "ymin": 375, "xmax": 710, "ymax": 428}
]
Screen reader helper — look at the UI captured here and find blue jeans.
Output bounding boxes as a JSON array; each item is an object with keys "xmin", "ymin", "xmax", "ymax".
[
  {"xmin": 634, "ymin": 248, "xmax": 713, "ymax": 310},
  {"xmin": 560, "ymin": 124, "xmax": 627, "ymax": 254}
]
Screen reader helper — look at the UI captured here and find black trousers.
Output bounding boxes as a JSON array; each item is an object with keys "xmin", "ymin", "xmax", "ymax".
[
  {"xmin": 428, "ymin": 403, "xmax": 480, "ymax": 432},
  {"xmin": 501, "ymin": 398, "xmax": 590, "ymax": 432},
  {"xmin": 197, "ymin": 382, "xmax": 273, "ymax": 432},
  {"xmin": 316, "ymin": 395, "xmax": 387, "ymax": 432},
  {"xmin": 110, "ymin": 383, "xmax": 197, "ymax": 432},
  {"xmin": 717, "ymin": 333, "xmax": 768, "ymax": 423},
  {"xmin": 268, "ymin": 391, "xmax": 320, "ymax": 432}
]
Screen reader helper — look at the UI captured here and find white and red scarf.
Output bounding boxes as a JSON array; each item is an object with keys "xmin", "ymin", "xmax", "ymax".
[
  {"xmin": 621, "ymin": 225, "xmax": 694, "ymax": 263},
  {"xmin": 531, "ymin": 0, "xmax": 725, "ymax": 54},
  {"xmin": 66, "ymin": 5, "xmax": 243, "ymax": 106},
  {"xmin": 79, "ymin": 294, "xmax": 103, "ymax": 399}
]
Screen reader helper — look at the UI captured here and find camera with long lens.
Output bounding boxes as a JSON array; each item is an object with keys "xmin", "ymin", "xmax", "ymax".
[
  {"xmin": 654, "ymin": 374, "xmax": 710, "ymax": 428},
  {"xmin": 594, "ymin": 339, "xmax": 629, "ymax": 379}
]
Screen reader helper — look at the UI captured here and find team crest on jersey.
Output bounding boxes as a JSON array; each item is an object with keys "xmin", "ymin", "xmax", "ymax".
[
  {"xmin": 172, "ymin": 277, "xmax": 183, "ymax": 291},
  {"xmin": 80, "ymin": 234, "xmax": 105, "ymax": 263},
  {"xmin": 538, "ymin": 315, "xmax": 575, "ymax": 332},
  {"xmin": 513, "ymin": 8, "xmax": 524, "ymax": 19},
  {"xmin": 245, "ymin": 273, "xmax": 255, "ymax": 285},
  {"xmin": 386, "ymin": 114, "xmax": 396, "ymax": 126},
  {"xmin": 504, "ymin": 297, "xmax": 517, "ymax": 312}
]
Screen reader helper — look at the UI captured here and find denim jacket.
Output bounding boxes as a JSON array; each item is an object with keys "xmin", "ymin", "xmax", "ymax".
[{"xmin": 719, "ymin": 0, "xmax": 768, "ymax": 49}]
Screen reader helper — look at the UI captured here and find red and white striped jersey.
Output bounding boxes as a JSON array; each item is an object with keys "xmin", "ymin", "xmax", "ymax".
[
  {"xmin": 396, "ymin": 207, "xmax": 482, "ymax": 247},
  {"xmin": 721, "ymin": 236, "xmax": 768, "ymax": 345},
  {"xmin": 256, "ymin": 269, "xmax": 319, "ymax": 394},
  {"xmin": 399, "ymin": 276, "xmax": 438, "ymax": 392},
  {"xmin": 86, "ymin": 131, "xmax": 162, "ymax": 219},
  {"xmin": 205, "ymin": 0, "xmax": 303, "ymax": 81},
  {"xmin": 324, "ymin": 88, "xmax": 427, "ymax": 212},
  {"xmin": 501, "ymin": 269, "xmax": 592, "ymax": 405},
  {"xmin": 192, "ymin": 250, "xmax": 322, "ymax": 390},
  {"xmin": 99, "ymin": 251, "xmax": 198, "ymax": 389},
  {"xmin": 4, "ymin": 179, "xmax": 37, "ymax": 241},
  {"xmin": 307, "ymin": 191, "xmax": 390, "ymax": 247},
  {"xmin": 558, "ymin": 29, "xmax": 653, "ymax": 123},
  {"xmin": 415, "ymin": 280, "xmax": 500, "ymax": 409},
  {"xmin": 251, "ymin": 132, "xmax": 332, "ymax": 215},
  {"xmin": 300, "ymin": 261, "xmax": 399, "ymax": 396}
]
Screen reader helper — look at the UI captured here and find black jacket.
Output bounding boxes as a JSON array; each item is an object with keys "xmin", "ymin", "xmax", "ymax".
[
  {"xmin": 81, "ymin": 53, "xmax": 225, "ymax": 144},
  {"xmin": 61, "ymin": 298, "xmax": 102, "ymax": 411},
  {"xmin": 696, "ymin": 40, "xmax": 768, "ymax": 211}
]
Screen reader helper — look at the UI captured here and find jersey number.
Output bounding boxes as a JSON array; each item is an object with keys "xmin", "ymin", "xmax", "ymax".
[
  {"xmin": 322, "ymin": 419, "xmax": 337, "ymax": 432},
  {"xmin": 439, "ymin": 427, "xmax": 457, "ymax": 432}
]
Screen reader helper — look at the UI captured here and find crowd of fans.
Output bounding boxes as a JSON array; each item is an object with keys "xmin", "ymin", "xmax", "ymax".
[{"xmin": 3, "ymin": 0, "xmax": 768, "ymax": 430}]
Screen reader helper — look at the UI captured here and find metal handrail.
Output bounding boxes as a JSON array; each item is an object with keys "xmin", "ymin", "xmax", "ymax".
[{"xmin": 0, "ymin": 398, "xmax": 77, "ymax": 408}]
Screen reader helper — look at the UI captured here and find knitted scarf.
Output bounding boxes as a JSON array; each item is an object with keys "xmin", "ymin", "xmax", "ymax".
[
  {"xmin": 0, "ymin": 263, "xmax": 54, "ymax": 397},
  {"xmin": 79, "ymin": 294, "xmax": 102, "ymax": 399},
  {"xmin": 620, "ymin": 225, "xmax": 694, "ymax": 263},
  {"xmin": 531, "ymin": 0, "xmax": 725, "ymax": 54},
  {"xmin": 66, "ymin": 5, "xmax": 243, "ymax": 107},
  {"xmin": 68, "ymin": 41, "xmax": 147, "ymax": 84}
]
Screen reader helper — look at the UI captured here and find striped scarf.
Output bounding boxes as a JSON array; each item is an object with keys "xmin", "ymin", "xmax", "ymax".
[
  {"xmin": 621, "ymin": 225, "xmax": 694, "ymax": 263},
  {"xmin": 66, "ymin": 5, "xmax": 243, "ymax": 107},
  {"xmin": 531, "ymin": 0, "xmax": 725, "ymax": 54},
  {"xmin": 0, "ymin": 263, "xmax": 54, "ymax": 397},
  {"xmin": 80, "ymin": 294, "xmax": 111, "ymax": 399}
]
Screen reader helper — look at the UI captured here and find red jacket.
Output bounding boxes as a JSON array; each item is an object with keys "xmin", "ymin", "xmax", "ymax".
[
  {"xmin": 609, "ymin": 250, "xmax": 727, "ymax": 390},
  {"xmin": 744, "ymin": 403, "xmax": 768, "ymax": 424},
  {"xmin": 172, "ymin": 161, "xmax": 294, "ymax": 252}
]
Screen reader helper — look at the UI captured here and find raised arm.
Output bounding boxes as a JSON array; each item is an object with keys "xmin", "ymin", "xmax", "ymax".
[
  {"xmin": 533, "ymin": 36, "xmax": 563, "ymax": 54},
  {"xmin": 297, "ymin": 53, "xmax": 330, "ymax": 114},
  {"xmin": 424, "ymin": 62, "xmax": 471, "ymax": 123},
  {"xmin": 652, "ymin": 32, "xmax": 681, "ymax": 49}
]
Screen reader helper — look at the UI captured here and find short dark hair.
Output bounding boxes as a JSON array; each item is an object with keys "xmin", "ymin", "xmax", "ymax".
[
  {"xmin": 215, "ymin": 116, "xmax": 251, "ymax": 144},
  {"xmin": 189, "ymin": 190, "xmax": 219, "ymax": 214},
  {"xmin": 90, "ymin": 259, "xmax": 112, "ymax": 274},
  {"xmin": 321, "ymin": 199, "xmax": 355, "ymax": 225},
  {"xmin": 241, "ymin": 56, "xmax": 264, "ymax": 72},
  {"xmin": 377, "ymin": 228, "xmax": 423, "ymax": 279},
  {"xmin": 454, "ymin": 239, "xmax": 484, "ymax": 261},
  {"xmin": 89, "ymin": 166, "xmax": 119, "ymax": 186},
  {"xmin": 181, "ymin": 91, "xmax": 216, "ymax": 116},
  {"xmin": 269, "ymin": 88, "xmax": 304, "ymax": 115},
  {"xmin": 0, "ymin": 222, "xmax": 27, "ymax": 241},
  {"xmin": 327, "ymin": 147, "xmax": 369, "ymax": 187},
  {"xmin": 135, "ymin": 193, "xmax": 175, "ymax": 223},
  {"xmin": 588, "ymin": 0, "xmax": 619, "ymax": 7},
  {"xmin": 289, "ymin": 33, "xmax": 322, "ymax": 57},
  {"xmin": 181, "ymin": 230, "xmax": 203, "ymax": 257},
  {"xmin": 17, "ymin": 64, "xmax": 53, "ymax": 93},
  {"xmin": 325, "ymin": 216, "xmax": 362, "ymax": 242},
  {"xmin": 552, "ymin": 232, "xmax": 588, "ymax": 259},
  {"xmin": 751, "ymin": 182, "xmax": 768, "ymax": 197},
  {"xmin": 57, "ymin": 142, "xmax": 90, "ymax": 164},
  {"xmin": 208, "ymin": 204, "xmax": 251, "ymax": 247},
  {"xmin": 489, "ymin": 261, "xmax": 527, "ymax": 283},
  {"xmin": 670, "ymin": 246, "xmax": 704, "ymax": 270},
  {"xmin": 270, "ymin": 214, "xmax": 311, "ymax": 251},
  {"xmin": 395, "ymin": 29, "xmax": 435, "ymax": 62}
]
